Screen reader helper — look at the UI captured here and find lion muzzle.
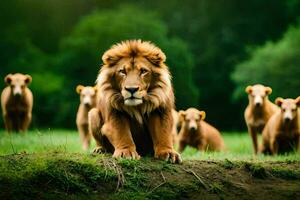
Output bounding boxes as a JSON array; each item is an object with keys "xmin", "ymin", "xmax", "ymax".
[{"xmin": 123, "ymin": 86, "xmax": 143, "ymax": 106}]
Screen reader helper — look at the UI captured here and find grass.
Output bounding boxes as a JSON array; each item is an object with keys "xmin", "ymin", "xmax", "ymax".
[
  {"xmin": 0, "ymin": 129, "xmax": 300, "ymax": 199},
  {"xmin": 1, "ymin": 129, "xmax": 299, "ymax": 162}
]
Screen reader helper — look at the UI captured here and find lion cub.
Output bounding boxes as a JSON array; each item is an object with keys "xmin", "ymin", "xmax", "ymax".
[
  {"xmin": 244, "ymin": 84, "xmax": 279, "ymax": 154},
  {"xmin": 1, "ymin": 73, "xmax": 33, "ymax": 132},
  {"xmin": 76, "ymin": 85, "xmax": 97, "ymax": 150},
  {"xmin": 260, "ymin": 97, "xmax": 300, "ymax": 155},
  {"xmin": 178, "ymin": 108, "xmax": 225, "ymax": 152}
]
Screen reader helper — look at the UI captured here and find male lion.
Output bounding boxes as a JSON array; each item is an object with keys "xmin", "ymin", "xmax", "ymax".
[{"xmin": 89, "ymin": 40, "xmax": 182, "ymax": 163}]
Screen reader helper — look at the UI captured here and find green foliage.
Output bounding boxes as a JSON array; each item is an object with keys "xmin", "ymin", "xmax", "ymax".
[
  {"xmin": 57, "ymin": 5, "xmax": 199, "ymax": 116},
  {"xmin": 232, "ymin": 25, "xmax": 300, "ymax": 100}
]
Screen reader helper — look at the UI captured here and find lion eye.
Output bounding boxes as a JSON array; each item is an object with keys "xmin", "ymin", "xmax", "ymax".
[
  {"xmin": 118, "ymin": 69, "xmax": 126, "ymax": 75},
  {"xmin": 140, "ymin": 68, "xmax": 148, "ymax": 75}
]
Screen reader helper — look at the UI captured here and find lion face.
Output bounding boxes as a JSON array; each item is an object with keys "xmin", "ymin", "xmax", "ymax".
[
  {"xmin": 179, "ymin": 108, "xmax": 206, "ymax": 133},
  {"xmin": 115, "ymin": 57, "xmax": 152, "ymax": 106},
  {"xmin": 275, "ymin": 97, "xmax": 300, "ymax": 123},
  {"xmin": 96, "ymin": 40, "xmax": 174, "ymax": 123},
  {"xmin": 5, "ymin": 73, "xmax": 32, "ymax": 97},
  {"xmin": 76, "ymin": 85, "xmax": 97, "ymax": 108},
  {"xmin": 245, "ymin": 84, "xmax": 272, "ymax": 107}
]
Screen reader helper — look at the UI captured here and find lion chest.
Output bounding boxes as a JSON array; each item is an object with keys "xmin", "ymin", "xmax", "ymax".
[{"xmin": 129, "ymin": 120, "xmax": 154, "ymax": 156}]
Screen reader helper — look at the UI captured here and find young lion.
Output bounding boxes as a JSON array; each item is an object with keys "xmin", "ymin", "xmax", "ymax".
[
  {"xmin": 89, "ymin": 40, "xmax": 181, "ymax": 163},
  {"xmin": 178, "ymin": 108, "xmax": 225, "ymax": 152},
  {"xmin": 244, "ymin": 84, "xmax": 279, "ymax": 154},
  {"xmin": 1, "ymin": 73, "xmax": 33, "ymax": 132},
  {"xmin": 260, "ymin": 97, "xmax": 300, "ymax": 155},
  {"xmin": 76, "ymin": 85, "xmax": 97, "ymax": 150}
]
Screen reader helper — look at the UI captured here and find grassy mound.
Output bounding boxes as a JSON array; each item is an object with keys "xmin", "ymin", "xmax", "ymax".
[{"xmin": 1, "ymin": 152, "xmax": 300, "ymax": 200}]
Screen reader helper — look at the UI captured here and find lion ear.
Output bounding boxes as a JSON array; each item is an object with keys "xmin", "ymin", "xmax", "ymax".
[
  {"xmin": 199, "ymin": 111, "xmax": 206, "ymax": 120},
  {"xmin": 295, "ymin": 96, "xmax": 300, "ymax": 107},
  {"xmin": 24, "ymin": 74, "xmax": 32, "ymax": 85},
  {"xmin": 275, "ymin": 97, "xmax": 284, "ymax": 107},
  {"xmin": 102, "ymin": 49, "xmax": 121, "ymax": 67},
  {"xmin": 245, "ymin": 85, "xmax": 252, "ymax": 94},
  {"xmin": 93, "ymin": 86, "xmax": 98, "ymax": 93},
  {"xmin": 265, "ymin": 86, "xmax": 272, "ymax": 95},
  {"xmin": 76, "ymin": 85, "xmax": 84, "ymax": 94},
  {"xmin": 178, "ymin": 110, "xmax": 186, "ymax": 120},
  {"xmin": 146, "ymin": 51, "xmax": 166, "ymax": 67},
  {"xmin": 5, "ymin": 74, "xmax": 12, "ymax": 85}
]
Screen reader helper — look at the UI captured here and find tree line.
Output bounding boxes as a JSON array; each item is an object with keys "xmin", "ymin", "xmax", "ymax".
[{"xmin": 1, "ymin": 0, "xmax": 300, "ymax": 130}]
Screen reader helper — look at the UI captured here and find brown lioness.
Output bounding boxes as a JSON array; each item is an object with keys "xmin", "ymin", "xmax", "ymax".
[
  {"xmin": 244, "ymin": 84, "xmax": 279, "ymax": 154},
  {"xmin": 261, "ymin": 97, "xmax": 300, "ymax": 155},
  {"xmin": 178, "ymin": 108, "xmax": 225, "ymax": 152},
  {"xmin": 1, "ymin": 73, "xmax": 33, "ymax": 132},
  {"xmin": 76, "ymin": 85, "xmax": 97, "ymax": 150}
]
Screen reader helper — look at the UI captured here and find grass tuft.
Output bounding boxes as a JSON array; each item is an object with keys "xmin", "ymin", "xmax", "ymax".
[{"xmin": 243, "ymin": 162, "xmax": 267, "ymax": 179}]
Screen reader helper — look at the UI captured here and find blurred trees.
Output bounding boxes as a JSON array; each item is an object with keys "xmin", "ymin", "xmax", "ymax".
[
  {"xmin": 0, "ymin": 0, "xmax": 300, "ymax": 130},
  {"xmin": 232, "ymin": 25, "xmax": 300, "ymax": 100},
  {"xmin": 54, "ymin": 5, "xmax": 199, "ymax": 127}
]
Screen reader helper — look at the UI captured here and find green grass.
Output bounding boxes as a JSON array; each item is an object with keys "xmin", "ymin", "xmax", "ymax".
[
  {"xmin": 0, "ymin": 129, "xmax": 85, "ymax": 154},
  {"xmin": 181, "ymin": 132, "xmax": 300, "ymax": 162},
  {"xmin": 0, "ymin": 130, "xmax": 299, "ymax": 162},
  {"xmin": 0, "ymin": 130, "xmax": 300, "ymax": 199}
]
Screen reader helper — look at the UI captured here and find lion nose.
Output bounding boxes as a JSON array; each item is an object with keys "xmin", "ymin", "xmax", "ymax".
[
  {"xmin": 255, "ymin": 102, "xmax": 262, "ymax": 107},
  {"xmin": 125, "ymin": 86, "xmax": 139, "ymax": 95},
  {"xmin": 190, "ymin": 126, "xmax": 197, "ymax": 132}
]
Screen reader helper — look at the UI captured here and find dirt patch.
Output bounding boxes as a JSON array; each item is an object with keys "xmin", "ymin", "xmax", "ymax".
[{"xmin": 0, "ymin": 152, "xmax": 299, "ymax": 199}]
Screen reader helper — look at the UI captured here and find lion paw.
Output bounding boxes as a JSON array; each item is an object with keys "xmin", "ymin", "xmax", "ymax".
[
  {"xmin": 155, "ymin": 149, "xmax": 182, "ymax": 164},
  {"xmin": 113, "ymin": 148, "xmax": 141, "ymax": 160},
  {"xmin": 93, "ymin": 146, "xmax": 104, "ymax": 154}
]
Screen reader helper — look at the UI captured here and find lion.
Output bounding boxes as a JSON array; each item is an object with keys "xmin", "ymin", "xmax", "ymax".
[
  {"xmin": 177, "ymin": 108, "xmax": 225, "ymax": 152},
  {"xmin": 244, "ymin": 84, "xmax": 279, "ymax": 154},
  {"xmin": 1, "ymin": 73, "xmax": 33, "ymax": 132},
  {"xmin": 89, "ymin": 40, "xmax": 182, "ymax": 163},
  {"xmin": 76, "ymin": 85, "xmax": 97, "ymax": 150},
  {"xmin": 260, "ymin": 97, "xmax": 300, "ymax": 155}
]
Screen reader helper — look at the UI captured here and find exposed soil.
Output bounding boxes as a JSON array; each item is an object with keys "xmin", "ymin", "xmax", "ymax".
[{"xmin": 0, "ymin": 153, "xmax": 299, "ymax": 200}]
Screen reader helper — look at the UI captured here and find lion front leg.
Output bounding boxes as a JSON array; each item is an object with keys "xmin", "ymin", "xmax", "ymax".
[
  {"xmin": 3, "ymin": 113, "xmax": 13, "ymax": 133},
  {"xmin": 148, "ymin": 111, "xmax": 182, "ymax": 164},
  {"xmin": 270, "ymin": 138, "xmax": 279, "ymax": 155},
  {"xmin": 101, "ymin": 113, "xmax": 140, "ymax": 160},
  {"xmin": 88, "ymin": 108, "xmax": 105, "ymax": 153}
]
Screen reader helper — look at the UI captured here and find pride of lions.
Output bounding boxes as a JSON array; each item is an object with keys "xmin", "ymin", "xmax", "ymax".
[{"xmin": 1, "ymin": 40, "xmax": 299, "ymax": 163}]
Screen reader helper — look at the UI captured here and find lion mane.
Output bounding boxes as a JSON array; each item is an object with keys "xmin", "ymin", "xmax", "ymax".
[{"xmin": 96, "ymin": 40, "xmax": 174, "ymax": 123}]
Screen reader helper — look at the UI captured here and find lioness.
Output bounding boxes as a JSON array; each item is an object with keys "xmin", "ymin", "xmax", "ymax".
[
  {"xmin": 260, "ymin": 97, "xmax": 300, "ymax": 155},
  {"xmin": 76, "ymin": 85, "xmax": 97, "ymax": 150},
  {"xmin": 89, "ymin": 40, "xmax": 182, "ymax": 163},
  {"xmin": 1, "ymin": 73, "xmax": 33, "ymax": 132},
  {"xmin": 244, "ymin": 84, "xmax": 279, "ymax": 154},
  {"xmin": 178, "ymin": 108, "xmax": 225, "ymax": 152}
]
